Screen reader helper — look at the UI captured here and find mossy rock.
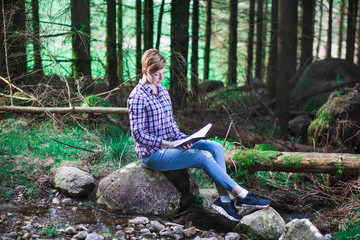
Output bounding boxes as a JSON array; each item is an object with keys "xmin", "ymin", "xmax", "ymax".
[
  {"xmin": 291, "ymin": 58, "xmax": 360, "ymax": 112},
  {"xmin": 308, "ymin": 84, "xmax": 360, "ymax": 153}
]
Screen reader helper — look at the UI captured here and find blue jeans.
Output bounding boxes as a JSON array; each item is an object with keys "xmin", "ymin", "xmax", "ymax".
[{"xmin": 141, "ymin": 140, "xmax": 237, "ymax": 192}]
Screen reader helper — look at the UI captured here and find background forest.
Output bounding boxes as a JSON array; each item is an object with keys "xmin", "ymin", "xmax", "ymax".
[{"xmin": 1, "ymin": 0, "xmax": 360, "ymax": 238}]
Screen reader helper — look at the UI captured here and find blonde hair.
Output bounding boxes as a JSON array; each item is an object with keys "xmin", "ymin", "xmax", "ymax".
[{"xmin": 142, "ymin": 49, "xmax": 166, "ymax": 74}]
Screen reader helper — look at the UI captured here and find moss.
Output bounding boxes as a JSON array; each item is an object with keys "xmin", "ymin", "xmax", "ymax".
[
  {"xmin": 233, "ymin": 149, "xmax": 281, "ymax": 178},
  {"xmin": 309, "ymin": 106, "xmax": 332, "ymax": 133},
  {"xmin": 80, "ymin": 95, "xmax": 111, "ymax": 107},
  {"xmin": 254, "ymin": 144, "xmax": 277, "ymax": 151},
  {"xmin": 283, "ymin": 153, "xmax": 302, "ymax": 168}
]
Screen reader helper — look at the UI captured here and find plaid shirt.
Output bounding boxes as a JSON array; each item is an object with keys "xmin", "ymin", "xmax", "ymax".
[{"xmin": 127, "ymin": 82, "xmax": 187, "ymax": 158}]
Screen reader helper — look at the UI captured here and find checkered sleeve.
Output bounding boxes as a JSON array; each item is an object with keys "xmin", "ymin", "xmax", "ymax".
[{"xmin": 128, "ymin": 94, "xmax": 163, "ymax": 148}]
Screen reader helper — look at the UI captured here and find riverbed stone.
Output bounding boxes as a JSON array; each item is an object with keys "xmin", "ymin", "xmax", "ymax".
[
  {"xmin": 279, "ymin": 218, "xmax": 327, "ymax": 240},
  {"xmin": 96, "ymin": 161, "xmax": 199, "ymax": 216},
  {"xmin": 85, "ymin": 233, "xmax": 104, "ymax": 240},
  {"xmin": 234, "ymin": 207, "xmax": 285, "ymax": 240},
  {"xmin": 54, "ymin": 166, "xmax": 95, "ymax": 198}
]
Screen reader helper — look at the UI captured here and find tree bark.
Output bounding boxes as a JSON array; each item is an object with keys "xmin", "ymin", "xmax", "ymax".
[
  {"xmin": 191, "ymin": 0, "xmax": 199, "ymax": 97},
  {"xmin": 106, "ymin": 0, "xmax": 118, "ymax": 90},
  {"xmin": 246, "ymin": 0, "xmax": 255, "ymax": 84},
  {"xmin": 326, "ymin": 0, "xmax": 333, "ymax": 58},
  {"xmin": 203, "ymin": 0, "xmax": 212, "ymax": 81},
  {"xmin": 300, "ymin": 0, "xmax": 314, "ymax": 69},
  {"xmin": 345, "ymin": 0, "xmax": 358, "ymax": 63},
  {"xmin": 155, "ymin": 0, "xmax": 165, "ymax": 50},
  {"xmin": 315, "ymin": 0, "xmax": 323, "ymax": 60},
  {"xmin": 337, "ymin": 0, "xmax": 345, "ymax": 58},
  {"xmin": 71, "ymin": 0, "xmax": 92, "ymax": 90},
  {"xmin": 117, "ymin": 0, "xmax": 123, "ymax": 82},
  {"xmin": 32, "ymin": 0, "xmax": 43, "ymax": 77},
  {"xmin": 0, "ymin": 0, "xmax": 6, "ymax": 88},
  {"xmin": 227, "ymin": 0, "xmax": 238, "ymax": 85},
  {"xmin": 136, "ymin": 0, "xmax": 142, "ymax": 77},
  {"xmin": 144, "ymin": 0, "xmax": 153, "ymax": 50},
  {"xmin": 3, "ymin": 0, "xmax": 27, "ymax": 84},
  {"xmin": 255, "ymin": 0, "xmax": 263, "ymax": 80},
  {"xmin": 225, "ymin": 150, "xmax": 360, "ymax": 176},
  {"xmin": 170, "ymin": 0, "xmax": 190, "ymax": 110},
  {"xmin": 0, "ymin": 106, "xmax": 128, "ymax": 114},
  {"xmin": 276, "ymin": 0, "xmax": 298, "ymax": 138},
  {"xmin": 267, "ymin": 0, "xmax": 278, "ymax": 98}
]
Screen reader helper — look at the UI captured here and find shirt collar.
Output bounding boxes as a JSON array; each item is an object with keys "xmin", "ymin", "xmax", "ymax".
[{"xmin": 139, "ymin": 81, "xmax": 161, "ymax": 95}]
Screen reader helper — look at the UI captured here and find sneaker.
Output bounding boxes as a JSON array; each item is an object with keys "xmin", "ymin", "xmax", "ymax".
[
  {"xmin": 211, "ymin": 198, "xmax": 242, "ymax": 221},
  {"xmin": 235, "ymin": 191, "xmax": 270, "ymax": 208}
]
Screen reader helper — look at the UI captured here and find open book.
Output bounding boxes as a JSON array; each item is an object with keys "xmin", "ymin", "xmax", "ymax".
[{"xmin": 170, "ymin": 123, "xmax": 212, "ymax": 148}]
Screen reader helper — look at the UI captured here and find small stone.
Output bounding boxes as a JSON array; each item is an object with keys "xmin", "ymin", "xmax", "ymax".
[
  {"xmin": 129, "ymin": 216, "xmax": 149, "ymax": 225},
  {"xmin": 183, "ymin": 227, "xmax": 196, "ymax": 238},
  {"xmin": 225, "ymin": 232, "xmax": 241, "ymax": 240},
  {"xmin": 1, "ymin": 215, "xmax": 7, "ymax": 220},
  {"xmin": 159, "ymin": 227, "xmax": 174, "ymax": 238},
  {"xmin": 7, "ymin": 231, "xmax": 18, "ymax": 238},
  {"xmin": 193, "ymin": 236, "xmax": 202, "ymax": 240},
  {"xmin": 124, "ymin": 227, "xmax": 136, "ymax": 234},
  {"xmin": 65, "ymin": 226, "xmax": 77, "ymax": 235},
  {"xmin": 72, "ymin": 207, "xmax": 78, "ymax": 211},
  {"xmin": 115, "ymin": 231, "xmax": 125, "ymax": 239},
  {"xmin": 7, "ymin": 212, "xmax": 13, "ymax": 216},
  {"xmin": 22, "ymin": 232, "xmax": 30, "ymax": 239},
  {"xmin": 75, "ymin": 231, "xmax": 88, "ymax": 240},
  {"xmin": 150, "ymin": 221, "xmax": 165, "ymax": 232},
  {"xmin": 76, "ymin": 225, "xmax": 89, "ymax": 231},
  {"xmin": 23, "ymin": 225, "xmax": 32, "ymax": 231},
  {"xmin": 115, "ymin": 225, "xmax": 122, "ymax": 230},
  {"xmin": 140, "ymin": 228, "xmax": 151, "ymax": 236},
  {"xmin": 31, "ymin": 234, "xmax": 40, "ymax": 238},
  {"xmin": 85, "ymin": 233, "xmax": 104, "ymax": 240},
  {"xmin": 52, "ymin": 198, "xmax": 60, "ymax": 205},
  {"xmin": 62, "ymin": 198, "xmax": 73, "ymax": 205}
]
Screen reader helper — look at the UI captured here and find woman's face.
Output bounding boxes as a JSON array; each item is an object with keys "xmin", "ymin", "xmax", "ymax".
[{"xmin": 147, "ymin": 68, "xmax": 165, "ymax": 86}]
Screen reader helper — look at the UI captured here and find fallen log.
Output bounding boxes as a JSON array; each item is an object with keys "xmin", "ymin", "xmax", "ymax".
[
  {"xmin": 0, "ymin": 106, "xmax": 129, "ymax": 114},
  {"xmin": 225, "ymin": 149, "xmax": 360, "ymax": 176}
]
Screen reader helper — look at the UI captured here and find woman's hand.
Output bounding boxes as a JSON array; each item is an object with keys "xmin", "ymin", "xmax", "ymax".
[
  {"xmin": 182, "ymin": 143, "xmax": 192, "ymax": 149},
  {"xmin": 161, "ymin": 140, "xmax": 173, "ymax": 148}
]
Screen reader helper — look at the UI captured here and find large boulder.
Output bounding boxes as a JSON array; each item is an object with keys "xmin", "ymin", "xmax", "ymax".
[
  {"xmin": 54, "ymin": 166, "xmax": 96, "ymax": 198},
  {"xmin": 291, "ymin": 58, "xmax": 360, "ymax": 112},
  {"xmin": 279, "ymin": 219, "xmax": 327, "ymax": 240},
  {"xmin": 96, "ymin": 161, "xmax": 199, "ymax": 217},
  {"xmin": 234, "ymin": 207, "xmax": 286, "ymax": 240}
]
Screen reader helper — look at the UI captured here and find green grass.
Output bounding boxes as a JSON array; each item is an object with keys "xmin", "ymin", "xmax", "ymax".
[
  {"xmin": 333, "ymin": 220, "xmax": 360, "ymax": 240},
  {"xmin": 0, "ymin": 116, "xmax": 137, "ymax": 198}
]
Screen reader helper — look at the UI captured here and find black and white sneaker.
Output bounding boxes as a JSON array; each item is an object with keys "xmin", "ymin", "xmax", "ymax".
[
  {"xmin": 235, "ymin": 191, "xmax": 270, "ymax": 209},
  {"xmin": 211, "ymin": 198, "xmax": 242, "ymax": 221}
]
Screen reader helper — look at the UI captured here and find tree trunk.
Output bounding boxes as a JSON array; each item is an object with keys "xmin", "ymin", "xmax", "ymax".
[
  {"xmin": 144, "ymin": 0, "xmax": 153, "ymax": 50},
  {"xmin": 357, "ymin": 7, "xmax": 360, "ymax": 65},
  {"xmin": 170, "ymin": 0, "xmax": 190, "ymax": 110},
  {"xmin": 136, "ymin": 0, "xmax": 142, "ymax": 77},
  {"xmin": 267, "ymin": 0, "xmax": 278, "ymax": 98},
  {"xmin": 315, "ymin": 0, "xmax": 323, "ymax": 60},
  {"xmin": 300, "ymin": 0, "xmax": 314, "ymax": 69},
  {"xmin": 227, "ymin": 0, "xmax": 238, "ymax": 85},
  {"xmin": 225, "ymin": 150, "xmax": 360, "ymax": 177},
  {"xmin": 117, "ymin": 0, "xmax": 123, "ymax": 82},
  {"xmin": 326, "ymin": 0, "xmax": 333, "ymax": 58},
  {"xmin": 3, "ymin": 0, "xmax": 27, "ymax": 84},
  {"xmin": 276, "ymin": 0, "xmax": 298, "ymax": 138},
  {"xmin": 246, "ymin": 0, "xmax": 255, "ymax": 84},
  {"xmin": 106, "ymin": 0, "xmax": 118, "ymax": 90},
  {"xmin": 337, "ymin": 0, "xmax": 345, "ymax": 58},
  {"xmin": 191, "ymin": 0, "xmax": 199, "ymax": 97},
  {"xmin": 203, "ymin": 0, "xmax": 212, "ymax": 81},
  {"xmin": 71, "ymin": 0, "xmax": 92, "ymax": 90},
  {"xmin": 255, "ymin": 0, "xmax": 263, "ymax": 80},
  {"xmin": 345, "ymin": 0, "xmax": 358, "ymax": 63},
  {"xmin": 31, "ymin": 0, "xmax": 43, "ymax": 77},
  {"xmin": 0, "ymin": 0, "xmax": 5, "ymax": 88},
  {"xmin": 0, "ymin": 106, "xmax": 128, "ymax": 114},
  {"xmin": 155, "ymin": 0, "xmax": 165, "ymax": 49}
]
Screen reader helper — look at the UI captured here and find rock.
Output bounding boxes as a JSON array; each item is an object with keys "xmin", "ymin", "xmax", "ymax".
[
  {"xmin": 183, "ymin": 227, "xmax": 196, "ymax": 238},
  {"xmin": 52, "ymin": 197, "xmax": 60, "ymax": 204},
  {"xmin": 198, "ymin": 188, "xmax": 218, "ymax": 207},
  {"xmin": 225, "ymin": 232, "xmax": 241, "ymax": 240},
  {"xmin": 159, "ymin": 227, "xmax": 174, "ymax": 238},
  {"xmin": 96, "ymin": 161, "xmax": 198, "ymax": 216},
  {"xmin": 65, "ymin": 226, "xmax": 77, "ymax": 235},
  {"xmin": 279, "ymin": 218, "xmax": 327, "ymax": 240},
  {"xmin": 288, "ymin": 114, "xmax": 312, "ymax": 136},
  {"xmin": 54, "ymin": 166, "xmax": 95, "ymax": 198},
  {"xmin": 22, "ymin": 224, "xmax": 32, "ymax": 231},
  {"xmin": 74, "ymin": 231, "xmax": 88, "ymax": 240},
  {"xmin": 291, "ymin": 58, "xmax": 360, "ymax": 111},
  {"xmin": 62, "ymin": 198, "xmax": 73, "ymax": 205},
  {"xmin": 234, "ymin": 207, "xmax": 285, "ymax": 240},
  {"xmin": 150, "ymin": 221, "xmax": 165, "ymax": 232},
  {"xmin": 129, "ymin": 216, "xmax": 149, "ymax": 225},
  {"xmin": 85, "ymin": 233, "xmax": 104, "ymax": 240}
]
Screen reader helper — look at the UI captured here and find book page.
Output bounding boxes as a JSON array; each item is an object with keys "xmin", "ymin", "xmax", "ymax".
[{"xmin": 170, "ymin": 123, "xmax": 212, "ymax": 147}]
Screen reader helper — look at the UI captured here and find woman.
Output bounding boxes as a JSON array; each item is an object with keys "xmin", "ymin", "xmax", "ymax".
[{"xmin": 127, "ymin": 49, "xmax": 270, "ymax": 221}]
